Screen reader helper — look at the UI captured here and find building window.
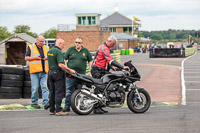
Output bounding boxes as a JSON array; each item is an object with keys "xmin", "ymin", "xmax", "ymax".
[
  {"xmin": 123, "ymin": 27, "xmax": 128, "ymax": 33},
  {"xmin": 82, "ymin": 17, "xmax": 86, "ymax": 25},
  {"xmin": 101, "ymin": 27, "xmax": 109, "ymax": 31},
  {"xmin": 88, "ymin": 17, "xmax": 91, "ymax": 25},
  {"xmin": 92, "ymin": 17, "xmax": 96, "ymax": 25},
  {"xmin": 78, "ymin": 17, "xmax": 81, "ymax": 25},
  {"xmin": 123, "ymin": 27, "xmax": 132, "ymax": 33},
  {"xmin": 109, "ymin": 27, "xmax": 116, "ymax": 32}
]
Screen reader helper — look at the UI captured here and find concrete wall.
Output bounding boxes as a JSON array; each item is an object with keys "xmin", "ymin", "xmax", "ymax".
[
  {"xmin": 118, "ymin": 40, "xmax": 139, "ymax": 49},
  {"xmin": 0, "ymin": 43, "xmax": 5, "ymax": 65}
]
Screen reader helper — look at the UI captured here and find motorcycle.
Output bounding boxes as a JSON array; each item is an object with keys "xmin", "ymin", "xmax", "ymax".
[{"xmin": 66, "ymin": 60, "xmax": 151, "ymax": 115}]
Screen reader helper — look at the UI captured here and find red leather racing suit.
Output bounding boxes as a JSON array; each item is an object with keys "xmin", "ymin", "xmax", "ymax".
[{"xmin": 93, "ymin": 43, "xmax": 114, "ymax": 71}]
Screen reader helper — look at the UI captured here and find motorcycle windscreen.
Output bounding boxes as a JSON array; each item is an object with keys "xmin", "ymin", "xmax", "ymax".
[{"xmin": 124, "ymin": 60, "xmax": 140, "ymax": 79}]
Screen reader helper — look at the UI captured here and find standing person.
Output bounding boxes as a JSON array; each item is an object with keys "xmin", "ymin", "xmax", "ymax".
[
  {"xmin": 25, "ymin": 35, "xmax": 49, "ymax": 109},
  {"xmin": 63, "ymin": 37, "xmax": 93, "ymax": 112},
  {"xmin": 47, "ymin": 39, "xmax": 75, "ymax": 116},
  {"xmin": 91, "ymin": 35, "xmax": 129, "ymax": 114}
]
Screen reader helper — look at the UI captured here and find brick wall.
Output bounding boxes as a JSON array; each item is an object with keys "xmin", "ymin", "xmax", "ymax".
[
  {"xmin": 76, "ymin": 25, "xmax": 101, "ymax": 31},
  {"xmin": 116, "ymin": 27, "xmax": 123, "ymax": 33},
  {"xmin": 57, "ymin": 31, "xmax": 110, "ymax": 52}
]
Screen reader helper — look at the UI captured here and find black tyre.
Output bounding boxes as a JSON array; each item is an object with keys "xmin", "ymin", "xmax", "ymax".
[
  {"xmin": 24, "ymin": 67, "xmax": 30, "ymax": 76},
  {"xmin": 22, "ymin": 87, "xmax": 42, "ymax": 98},
  {"xmin": 71, "ymin": 89, "xmax": 94, "ymax": 115},
  {"xmin": 0, "ymin": 93, "xmax": 22, "ymax": 99},
  {"xmin": 23, "ymin": 81, "xmax": 31, "ymax": 87},
  {"xmin": 0, "ymin": 74, "xmax": 23, "ymax": 81},
  {"xmin": 1, "ymin": 80, "xmax": 23, "ymax": 87},
  {"xmin": 24, "ymin": 75, "xmax": 31, "ymax": 81},
  {"xmin": 127, "ymin": 88, "xmax": 151, "ymax": 113},
  {"xmin": 0, "ymin": 86, "xmax": 22, "ymax": 93},
  {"xmin": 1, "ymin": 67, "xmax": 24, "ymax": 75}
]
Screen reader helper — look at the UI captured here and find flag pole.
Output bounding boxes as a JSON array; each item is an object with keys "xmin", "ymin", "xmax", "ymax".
[{"xmin": 132, "ymin": 17, "xmax": 134, "ymax": 36}]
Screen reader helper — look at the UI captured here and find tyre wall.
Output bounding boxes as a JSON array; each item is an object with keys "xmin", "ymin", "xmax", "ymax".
[
  {"xmin": 0, "ymin": 66, "xmax": 47, "ymax": 99},
  {"xmin": 0, "ymin": 66, "xmax": 23, "ymax": 99}
]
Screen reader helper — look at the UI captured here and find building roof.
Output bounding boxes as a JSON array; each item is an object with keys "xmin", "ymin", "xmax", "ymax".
[
  {"xmin": 0, "ymin": 33, "xmax": 36, "ymax": 45},
  {"xmin": 101, "ymin": 12, "xmax": 139, "ymax": 26},
  {"xmin": 111, "ymin": 33, "xmax": 139, "ymax": 40},
  {"xmin": 140, "ymin": 37, "xmax": 151, "ymax": 42},
  {"xmin": 111, "ymin": 33, "xmax": 151, "ymax": 42},
  {"xmin": 75, "ymin": 13, "xmax": 101, "ymax": 16}
]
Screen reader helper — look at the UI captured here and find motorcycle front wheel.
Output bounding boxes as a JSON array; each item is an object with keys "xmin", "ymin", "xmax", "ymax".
[
  {"xmin": 70, "ymin": 89, "xmax": 95, "ymax": 115},
  {"xmin": 127, "ymin": 88, "xmax": 151, "ymax": 113}
]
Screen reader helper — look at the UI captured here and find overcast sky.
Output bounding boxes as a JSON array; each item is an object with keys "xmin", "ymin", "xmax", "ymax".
[{"xmin": 0, "ymin": 0, "xmax": 200, "ymax": 34}]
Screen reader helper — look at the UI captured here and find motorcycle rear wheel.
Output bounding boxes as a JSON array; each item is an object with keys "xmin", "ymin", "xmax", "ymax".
[
  {"xmin": 70, "ymin": 89, "xmax": 94, "ymax": 115},
  {"xmin": 127, "ymin": 88, "xmax": 151, "ymax": 113}
]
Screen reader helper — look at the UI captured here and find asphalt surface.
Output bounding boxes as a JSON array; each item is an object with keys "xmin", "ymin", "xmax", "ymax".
[
  {"xmin": 1, "ymin": 51, "xmax": 200, "ymax": 133},
  {"xmin": 184, "ymin": 51, "xmax": 200, "ymax": 104},
  {"xmin": 0, "ymin": 104, "xmax": 200, "ymax": 133}
]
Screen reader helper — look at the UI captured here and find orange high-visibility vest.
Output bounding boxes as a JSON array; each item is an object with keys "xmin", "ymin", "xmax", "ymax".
[{"xmin": 28, "ymin": 44, "xmax": 49, "ymax": 74}]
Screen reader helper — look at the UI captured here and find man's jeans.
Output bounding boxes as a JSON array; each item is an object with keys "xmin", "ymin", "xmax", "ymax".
[
  {"xmin": 65, "ymin": 77, "xmax": 82, "ymax": 107},
  {"xmin": 30, "ymin": 72, "xmax": 49, "ymax": 106}
]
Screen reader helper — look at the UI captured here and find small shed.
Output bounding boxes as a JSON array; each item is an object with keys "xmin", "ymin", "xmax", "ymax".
[{"xmin": 0, "ymin": 33, "xmax": 36, "ymax": 65}]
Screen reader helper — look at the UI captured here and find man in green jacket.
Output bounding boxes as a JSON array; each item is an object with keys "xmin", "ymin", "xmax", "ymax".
[
  {"xmin": 48, "ymin": 39, "xmax": 75, "ymax": 116},
  {"xmin": 63, "ymin": 37, "xmax": 93, "ymax": 112}
]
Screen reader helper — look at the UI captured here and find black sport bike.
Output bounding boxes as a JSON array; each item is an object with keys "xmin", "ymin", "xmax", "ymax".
[{"xmin": 66, "ymin": 60, "xmax": 151, "ymax": 115}]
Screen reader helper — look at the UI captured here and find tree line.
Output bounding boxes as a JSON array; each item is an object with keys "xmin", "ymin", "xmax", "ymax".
[
  {"xmin": 140, "ymin": 29, "xmax": 200, "ymax": 44},
  {"xmin": 0, "ymin": 25, "xmax": 56, "ymax": 41},
  {"xmin": 1, "ymin": 25, "xmax": 200, "ymax": 44}
]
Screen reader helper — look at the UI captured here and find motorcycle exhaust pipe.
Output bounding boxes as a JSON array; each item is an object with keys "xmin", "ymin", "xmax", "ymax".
[
  {"xmin": 81, "ymin": 89, "xmax": 106, "ymax": 106},
  {"xmin": 81, "ymin": 89, "xmax": 101, "ymax": 100}
]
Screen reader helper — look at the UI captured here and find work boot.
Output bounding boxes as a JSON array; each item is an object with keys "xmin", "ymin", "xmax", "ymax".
[
  {"xmin": 31, "ymin": 104, "xmax": 40, "ymax": 109},
  {"xmin": 55, "ymin": 111, "xmax": 69, "ymax": 116},
  {"xmin": 93, "ymin": 107, "xmax": 104, "ymax": 114},
  {"xmin": 49, "ymin": 111, "xmax": 55, "ymax": 115},
  {"xmin": 63, "ymin": 106, "xmax": 70, "ymax": 112},
  {"xmin": 44, "ymin": 103, "xmax": 50, "ymax": 110}
]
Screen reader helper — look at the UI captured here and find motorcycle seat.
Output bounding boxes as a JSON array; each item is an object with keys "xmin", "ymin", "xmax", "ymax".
[{"xmin": 79, "ymin": 74, "xmax": 103, "ymax": 85}]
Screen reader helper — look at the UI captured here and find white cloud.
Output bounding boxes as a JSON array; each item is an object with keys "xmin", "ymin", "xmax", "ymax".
[{"xmin": 0, "ymin": 0, "xmax": 200, "ymax": 34}]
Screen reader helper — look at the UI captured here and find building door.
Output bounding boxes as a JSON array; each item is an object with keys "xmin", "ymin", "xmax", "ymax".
[{"xmin": 6, "ymin": 42, "xmax": 26, "ymax": 65}]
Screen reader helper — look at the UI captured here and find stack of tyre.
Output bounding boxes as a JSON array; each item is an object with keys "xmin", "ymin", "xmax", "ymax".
[
  {"xmin": 0, "ymin": 66, "xmax": 24, "ymax": 98},
  {"xmin": 23, "ymin": 67, "xmax": 42, "ymax": 98}
]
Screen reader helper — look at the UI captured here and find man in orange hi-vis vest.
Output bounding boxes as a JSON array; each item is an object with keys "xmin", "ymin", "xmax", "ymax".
[{"xmin": 25, "ymin": 36, "xmax": 49, "ymax": 109}]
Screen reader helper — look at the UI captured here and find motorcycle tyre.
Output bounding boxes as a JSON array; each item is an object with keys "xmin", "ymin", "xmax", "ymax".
[
  {"xmin": 127, "ymin": 88, "xmax": 151, "ymax": 113},
  {"xmin": 70, "ymin": 89, "xmax": 94, "ymax": 115}
]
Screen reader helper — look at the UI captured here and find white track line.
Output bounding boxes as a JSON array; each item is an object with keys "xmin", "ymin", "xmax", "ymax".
[{"xmin": 181, "ymin": 52, "xmax": 197, "ymax": 105}]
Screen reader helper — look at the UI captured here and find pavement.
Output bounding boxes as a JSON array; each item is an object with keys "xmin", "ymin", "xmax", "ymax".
[{"xmin": 0, "ymin": 52, "xmax": 185, "ymax": 110}]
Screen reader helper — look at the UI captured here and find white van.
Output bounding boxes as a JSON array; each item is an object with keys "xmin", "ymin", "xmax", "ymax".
[{"xmin": 45, "ymin": 39, "xmax": 56, "ymax": 49}]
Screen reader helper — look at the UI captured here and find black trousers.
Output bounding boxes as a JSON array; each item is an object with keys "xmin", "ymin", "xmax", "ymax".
[
  {"xmin": 91, "ymin": 65, "xmax": 107, "ymax": 79},
  {"xmin": 48, "ymin": 70, "xmax": 65, "ymax": 112}
]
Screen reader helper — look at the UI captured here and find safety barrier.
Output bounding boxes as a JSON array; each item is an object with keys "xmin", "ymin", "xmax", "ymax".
[
  {"xmin": 149, "ymin": 47, "xmax": 197, "ymax": 58},
  {"xmin": 185, "ymin": 47, "xmax": 197, "ymax": 57},
  {"xmin": 149, "ymin": 48, "xmax": 185, "ymax": 58}
]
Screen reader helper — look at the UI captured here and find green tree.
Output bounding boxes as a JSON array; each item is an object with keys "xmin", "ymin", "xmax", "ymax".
[
  {"xmin": 151, "ymin": 33, "xmax": 163, "ymax": 40},
  {"xmin": 42, "ymin": 28, "xmax": 57, "ymax": 39},
  {"xmin": 140, "ymin": 29, "xmax": 200, "ymax": 44},
  {"xmin": 0, "ymin": 26, "xmax": 12, "ymax": 41},
  {"xmin": 14, "ymin": 25, "xmax": 30, "ymax": 33},
  {"xmin": 13, "ymin": 25, "xmax": 37, "ymax": 38}
]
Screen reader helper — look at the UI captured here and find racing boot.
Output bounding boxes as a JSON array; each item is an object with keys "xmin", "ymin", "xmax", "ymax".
[
  {"xmin": 99, "ymin": 107, "xmax": 108, "ymax": 113},
  {"xmin": 93, "ymin": 104, "xmax": 104, "ymax": 114}
]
